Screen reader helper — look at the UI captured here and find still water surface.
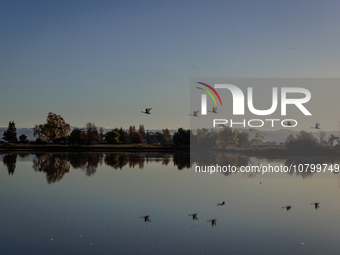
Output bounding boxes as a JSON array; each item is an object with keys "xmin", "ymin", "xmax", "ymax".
[{"xmin": 1, "ymin": 152, "xmax": 340, "ymax": 255}]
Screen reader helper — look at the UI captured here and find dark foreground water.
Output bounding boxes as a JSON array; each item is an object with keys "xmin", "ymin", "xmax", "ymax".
[{"xmin": 1, "ymin": 152, "xmax": 340, "ymax": 255}]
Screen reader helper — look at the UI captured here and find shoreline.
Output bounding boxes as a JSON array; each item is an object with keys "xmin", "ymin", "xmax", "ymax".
[
  {"xmin": 1, "ymin": 144, "xmax": 339, "ymax": 156},
  {"xmin": 0, "ymin": 144, "xmax": 190, "ymax": 153}
]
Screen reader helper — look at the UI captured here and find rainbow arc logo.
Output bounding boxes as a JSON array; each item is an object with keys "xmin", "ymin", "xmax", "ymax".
[{"xmin": 196, "ymin": 82, "xmax": 222, "ymax": 115}]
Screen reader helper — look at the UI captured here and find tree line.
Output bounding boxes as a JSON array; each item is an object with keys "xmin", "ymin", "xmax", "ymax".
[
  {"xmin": 3, "ymin": 112, "xmax": 338, "ymax": 149},
  {"xmin": 190, "ymin": 127, "xmax": 265, "ymax": 149},
  {"xmin": 0, "ymin": 112, "xmax": 264, "ymax": 148},
  {"xmin": 1, "ymin": 112, "xmax": 184, "ymax": 145}
]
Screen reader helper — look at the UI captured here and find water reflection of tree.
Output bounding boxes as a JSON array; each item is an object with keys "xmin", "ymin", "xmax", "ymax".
[
  {"xmin": 32, "ymin": 154, "xmax": 70, "ymax": 184},
  {"xmin": 82, "ymin": 153, "xmax": 103, "ymax": 176},
  {"xmin": 286, "ymin": 157, "xmax": 340, "ymax": 178},
  {"xmin": 18, "ymin": 153, "xmax": 30, "ymax": 158},
  {"xmin": 162, "ymin": 154, "xmax": 170, "ymax": 166},
  {"xmin": 128, "ymin": 153, "xmax": 145, "ymax": 169},
  {"xmin": 173, "ymin": 152, "xmax": 191, "ymax": 170},
  {"xmin": 104, "ymin": 153, "xmax": 171, "ymax": 170},
  {"xmin": 3, "ymin": 153, "xmax": 17, "ymax": 175},
  {"xmin": 145, "ymin": 153, "xmax": 171, "ymax": 166},
  {"xmin": 216, "ymin": 154, "xmax": 249, "ymax": 176},
  {"xmin": 104, "ymin": 153, "xmax": 128, "ymax": 169},
  {"xmin": 68, "ymin": 153, "xmax": 103, "ymax": 176}
]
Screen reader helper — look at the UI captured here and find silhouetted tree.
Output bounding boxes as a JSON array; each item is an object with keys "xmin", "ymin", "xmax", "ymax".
[
  {"xmin": 285, "ymin": 130, "xmax": 319, "ymax": 154},
  {"xmin": 68, "ymin": 128, "xmax": 85, "ymax": 144},
  {"xmin": 216, "ymin": 127, "xmax": 238, "ymax": 148},
  {"xmin": 33, "ymin": 112, "xmax": 71, "ymax": 141},
  {"xmin": 99, "ymin": 127, "xmax": 105, "ymax": 143},
  {"xmin": 33, "ymin": 124, "xmax": 45, "ymax": 140},
  {"xmin": 158, "ymin": 132, "xmax": 167, "ymax": 144},
  {"xmin": 162, "ymin": 129, "xmax": 171, "ymax": 142},
  {"xmin": 84, "ymin": 122, "xmax": 99, "ymax": 145},
  {"xmin": 139, "ymin": 125, "xmax": 145, "ymax": 139},
  {"xmin": 115, "ymin": 127, "xmax": 128, "ymax": 143},
  {"xmin": 3, "ymin": 121, "xmax": 17, "ymax": 142},
  {"xmin": 236, "ymin": 131, "xmax": 250, "ymax": 148},
  {"xmin": 248, "ymin": 128, "xmax": 265, "ymax": 146},
  {"xmin": 146, "ymin": 131, "xmax": 156, "ymax": 144},
  {"xmin": 128, "ymin": 125, "xmax": 136, "ymax": 135},
  {"xmin": 35, "ymin": 138, "xmax": 45, "ymax": 144},
  {"xmin": 173, "ymin": 128, "xmax": 190, "ymax": 145},
  {"xmin": 105, "ymin": 130, "xmax": 120, "ymax": 144},
  {"xmin": 19, "ymin": 134, "xmax": 27, "ymax": 142},
  {"xmin": 318, "ymin": 130, "xmax": 327, "ymax": 145},
  {"xmin": 328, "ymin": 134, "xmax": 337, "ymax": 146},
  {"xmin": 196, "ymin": 128, "xmax": 218, "ymax": 148},
  {"xmin": 130, "ymin": 131, "xmax": 143, "ymax": 143}
]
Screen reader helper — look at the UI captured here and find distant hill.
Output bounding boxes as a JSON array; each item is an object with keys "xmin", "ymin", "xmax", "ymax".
[
  {"xmin": 260, "ymin": 129, "xmax": 339, "ymax": 143},
  {"xmin": 0, "ymin": 127, "xmax": 34, "ymax": 141},
  {"xmin": 192, "ymin": 128, "xmax": 339, "ymax": 144}
]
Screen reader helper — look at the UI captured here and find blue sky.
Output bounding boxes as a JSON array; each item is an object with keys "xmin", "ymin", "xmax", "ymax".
[{"xmin": 1, "ymin": 0, "xmax": 340, "ymax": 130}]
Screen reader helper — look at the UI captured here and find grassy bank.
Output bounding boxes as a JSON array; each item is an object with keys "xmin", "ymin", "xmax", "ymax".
[
  {"xmin": 0, "ymin": 143, "xmax": 190, "ymax": 152},
  {"xmin": 1, "ymin": 143, "xmax": 339, "ymax": 156}
]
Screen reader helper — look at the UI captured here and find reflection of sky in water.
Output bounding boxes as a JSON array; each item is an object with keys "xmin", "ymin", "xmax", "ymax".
[{"xmin": 1, "ymin": 153, "xmax": 340, "ymax": 254}]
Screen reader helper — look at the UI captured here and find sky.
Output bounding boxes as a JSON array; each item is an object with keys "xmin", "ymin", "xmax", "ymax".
[{"xmin": 1, "ymin": 0, "xmax": 340, "ymax": 131}]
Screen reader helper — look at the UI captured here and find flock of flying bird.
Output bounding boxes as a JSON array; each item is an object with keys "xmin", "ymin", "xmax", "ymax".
[
  {"xmin": 143, "ymin": 107, "xmax": 321, "ymax": 130},
  {"xmin": 283, "ymin": 202, "xmax": 320, "ymax": 211},
  {"xmin": 140, "ymin": 201, "xmax": 226, "ymax": 227},
  {"xmin": 186, "ymin": 106, "xmax": 322, "ymax": 129},
  {"xmin": 140, "ymin": 201, "xmax": 321, "ymax": 227},
  {"xmin": 284, "ymin": 121, "xmax": 321, "ymax": 129}
]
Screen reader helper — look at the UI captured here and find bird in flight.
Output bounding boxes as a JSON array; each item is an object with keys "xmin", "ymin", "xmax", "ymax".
[
  {"xmin": 217, "ymin": 201, "xmax": 225, "ymax": 206},
  {"xmin": 207, "ymin": 219, "xmax": 217, "ymax": 227},
  {"xmin": 140, "ymin": 215, "xmax": 151, "ymax": 222},
  {"xmin": 188, "ymin": 213, "xmax": 199, "ymax": 220},
  {"xmin": 310, "ymin": 202, "xmax": 320, "ymax": 210},
  {"xmin": 282, "ymin": 206, "xmax": 292, "ymax": 211},
  {"xmin": 311, "ymin": 123, "xmax": 320, "ymax": 129},
  {"xmin": 189, "ymin": 110, "xmax": 199, "ymax": 117},
  {"xmin": 141, "ymin": 108, "xmax": 152, "ymax": 114}
]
